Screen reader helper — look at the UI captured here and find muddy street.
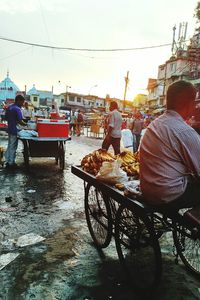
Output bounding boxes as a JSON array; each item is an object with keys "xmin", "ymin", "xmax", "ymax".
[{"xmin": 0, "ymin": 133, "xmax": 200, "ymax": 300}]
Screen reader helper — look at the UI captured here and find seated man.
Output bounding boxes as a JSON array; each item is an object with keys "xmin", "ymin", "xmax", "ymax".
[{"xmin": 139, "ymin": 80, "xmax": 200, "ymax": 210}]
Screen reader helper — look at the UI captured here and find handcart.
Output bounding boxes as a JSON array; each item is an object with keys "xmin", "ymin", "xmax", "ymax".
[
  {"xmin": 19, "ymin": 136, "xmax": 71, "ymax": 171},
  {"xmin": 71, "ymin": 165, "xmax": 200, "ymax": 294}
]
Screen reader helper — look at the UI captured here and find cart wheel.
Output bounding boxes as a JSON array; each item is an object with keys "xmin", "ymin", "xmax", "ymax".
[
  {"xmin": 85, "ymin": 184, "xmax": 112, "ymax": 248},
  {"xmin": 115, "ymin": 206, "xmax": 162, "ymax": 293},
  {"xmin": 58, "ymin": 142, "xmax": 65, "ymax": 170},
  {"xmin": 23, "ymin": 141, "xmax": 29, "ymax": 169},
  {"xmin": 173, "ymin": 224, "xmax": 200, "ymax": 277}
]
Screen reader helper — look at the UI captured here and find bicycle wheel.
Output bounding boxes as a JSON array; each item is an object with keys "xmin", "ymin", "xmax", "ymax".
[
  {"xmin": 173, "ymin": 224, "xmax": 200, "ymax": 276},
  {"xmin": 85, "ymin": 184, "xmax": 112, "ymax": 248},
  {"xmin": 115, "ymin": 205, "xmax": 162, "ymax": 292}
]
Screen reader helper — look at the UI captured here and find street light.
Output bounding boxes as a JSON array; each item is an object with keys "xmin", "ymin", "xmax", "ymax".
[
  {"xmin": 65, "ymin": 85, "xmax": 71, "ymax": 106},
  {"xmin": 88, "ymin": 84, "xmax": 98, "ymax": 95}
]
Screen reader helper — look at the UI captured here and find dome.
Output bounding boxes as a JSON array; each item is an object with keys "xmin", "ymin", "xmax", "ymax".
[
  {"xmin": 27, "ymin": 84, "xmax": 38, "ymax": 95},
  {"xmin": 0, "ymin": 72, "xmax": 20, "ymax": 102}
]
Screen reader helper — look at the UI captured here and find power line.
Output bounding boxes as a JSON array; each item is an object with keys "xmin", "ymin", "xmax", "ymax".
[
  {"xmin": 0, "ymin": 46, "xmax": 32, "ymax": 61},
  {"xmin": 0, "ymin": 36, "xmax": 172, "ymax": 52}
]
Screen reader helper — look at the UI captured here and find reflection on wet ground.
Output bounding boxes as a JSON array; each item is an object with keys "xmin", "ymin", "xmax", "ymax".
[{"xmin": 0, "ymin": 134, "xmax": 200, "ymax": 300}]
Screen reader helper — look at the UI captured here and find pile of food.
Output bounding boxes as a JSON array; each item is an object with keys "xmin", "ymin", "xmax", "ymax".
[
  {"xmin": 81, "ymin": 149, "xmax": 115, "ymax": 175},
  {"xmin": 117, "ymin": 151, "xmax": 139, "ymax": 177},
  {"xmin": 81, "ymin": 149, "xmax": 139, "ymax": 178}
]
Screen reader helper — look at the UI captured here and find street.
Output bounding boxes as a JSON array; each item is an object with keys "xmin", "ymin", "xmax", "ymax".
[{"xmin": 0, "ymin": 133, "xmax": 199, "ymax": 300}]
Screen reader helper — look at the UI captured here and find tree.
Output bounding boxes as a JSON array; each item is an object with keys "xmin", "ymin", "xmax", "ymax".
[{"xmin": 194, "ymin": 2, "xmax": 200, "ymax": 22}]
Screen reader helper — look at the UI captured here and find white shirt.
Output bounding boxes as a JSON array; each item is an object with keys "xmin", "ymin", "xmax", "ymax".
[
  {"xmin": 139, "ymin": 110, "xmax": 200, "ymax": 204},
  {"xmin": 109, "ymin": 109, "xmax": 122, "ymax": 138},
  {"xmin": 23, "ymin": 108, "xmax": 32, "ymax": 118}
]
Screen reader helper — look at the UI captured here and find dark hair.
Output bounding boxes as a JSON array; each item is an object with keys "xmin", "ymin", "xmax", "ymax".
[
  {"xmin": 166, "ymin": 80, "xmax": 196, "ymax": 110},
  {"xmin": 15, "ymin": 94, "xmax": 25, "ymax": 103},
  {"xmin": 110, "ymin": 101, "xmax": 118, "ymax": 109}
]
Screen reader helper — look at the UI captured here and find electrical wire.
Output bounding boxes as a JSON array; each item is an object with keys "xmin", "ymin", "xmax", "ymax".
[
  {"xmin": 0, "ymin": 36, "xmax": 172, "ymax": 52},
  {"xmin": 0, "ymin": 46, "xmax": 32, "ymax": 61}
]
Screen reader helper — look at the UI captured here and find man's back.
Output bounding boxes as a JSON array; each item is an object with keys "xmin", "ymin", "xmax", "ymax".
[
  {"xmin": 109, "ymin": 109, "xmax": 122, "ymax": 138},
  {"xmin": 6, "ymin": 104, "xmax": 23, "ymax": 135},
  {"xmin": 140, "ymin": 110, "xmax": 200, "ymax": 204}
]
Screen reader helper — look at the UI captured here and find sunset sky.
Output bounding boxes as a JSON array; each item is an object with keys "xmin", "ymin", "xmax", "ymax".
[{"xmin": 0, "ymin": 0, "xmax": 198, "ymax": 99}]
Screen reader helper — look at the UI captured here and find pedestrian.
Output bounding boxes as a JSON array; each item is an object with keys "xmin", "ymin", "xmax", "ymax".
[
  {"xmin": 140, "ymin": 80, "xmax": 200, "ymax": 210},
  {"xmin": 131, "ymin": 112, "xmax": 144, "ymax": 151},
  {"xmin": 76, "ymin": 110, "xmax": 84, "ymax": 136},
  {"xmin": 102, "ymin": 101, "xmax": 122, "ymax": 155},
  {"xmin": 4, "ymin": 94, "xmax": 27, "ymax": 170},
  {"xmin": 70, "ymin": 111, "xmax": 76, "ymax": 135}
]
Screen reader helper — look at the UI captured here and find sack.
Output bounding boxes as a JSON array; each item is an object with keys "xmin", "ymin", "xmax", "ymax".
[
  {"xmin": 124, "ymin": 180, "xmax": 142, "ymax": 197},
  {"xmin": 121, "ymin": 129, "xmax": 133, "ymax": 148},
  {"xmin": 96, "ymin": 160, "xmax": 128, "ymax": 185}
]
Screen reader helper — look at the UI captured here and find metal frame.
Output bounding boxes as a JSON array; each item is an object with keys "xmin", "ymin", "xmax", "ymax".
[{"xmin": 19, "ymin": 136, "xmax": 71, "ymax": 170}]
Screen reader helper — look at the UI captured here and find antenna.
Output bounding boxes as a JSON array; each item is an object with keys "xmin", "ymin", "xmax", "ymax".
[{"xmin": 171, "ymin": 25, "xmax": 176, "ymax": 55}]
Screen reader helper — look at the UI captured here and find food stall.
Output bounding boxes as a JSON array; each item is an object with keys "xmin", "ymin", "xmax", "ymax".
[
  {"xmin": 18, "ymin": 118, "xmax": 71, "ymax": 171},
  {"xmin": 71, "ymin": 149, "xmax": 200, "ymax": 294}
]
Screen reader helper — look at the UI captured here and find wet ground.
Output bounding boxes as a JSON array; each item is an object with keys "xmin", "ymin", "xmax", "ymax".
[{"xmin": 0, "ymin": 132, "xmax": 200, "ymax": 300}]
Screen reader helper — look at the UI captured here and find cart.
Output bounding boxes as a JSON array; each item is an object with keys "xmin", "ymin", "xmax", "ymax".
[
  {"xmin": 71, "ymin": 165, "xmax": 200, "ymax": 295},
  {"xmin": 19, "ymin": 136, "xmax": 71, "ymax": 170}
]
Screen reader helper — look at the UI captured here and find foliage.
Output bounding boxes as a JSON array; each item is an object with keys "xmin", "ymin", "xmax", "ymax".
[{"xmin": 194, "ymin": 1, "xmax": 200, "ymax": 22}]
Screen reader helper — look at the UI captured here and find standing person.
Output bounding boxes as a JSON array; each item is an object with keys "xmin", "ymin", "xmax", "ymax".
[
  {"xmin": 140, "ymin": 80, "xmax": 200, "ymax": 210},
  {"xmin": 102, "ymin": 101, "xmax": 122, "ymax": 155},
  {"xmin": 22, "ymin": 101, "xmax": 32, "ymax": 122},
  {"xmin": 76, "ymin": 110, "xmax": 84, "ymax": 136},
  {"xmin": 131, "ymin": 112, "xmax": 144, "ymax": 151},
  {"xmin": 4, "ymin": 95, "xmax": 27, "ymax": 169},
  {"xmin": 70, "ymin": 111, "xmax": 76, "ymax": 135}
]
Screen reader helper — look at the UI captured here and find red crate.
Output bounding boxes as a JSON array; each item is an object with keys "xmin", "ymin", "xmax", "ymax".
[{"xmin": 37, "ymin": 119, "xmax": 69, "ymax": 138}]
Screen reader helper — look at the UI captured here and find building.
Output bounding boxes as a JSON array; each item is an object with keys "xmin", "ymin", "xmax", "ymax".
[
  {"xmin": 146, "ymin": 21, "xmax": 200, "ymax": 110},
  {"xmin": 27, "ymin": 84, "xmax": 54, "ymax": 108},
  {"xmin": 132, "ymin": 94, "xmax": 148, "ymax": 110},
  {"xmin": 0, "ymin": 72, "xmax": 21, "ymax": 106}
]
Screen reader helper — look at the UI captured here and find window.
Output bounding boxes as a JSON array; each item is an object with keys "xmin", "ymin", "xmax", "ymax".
[
  {"xmin": 33, "ymin": 96, "xmax": 38, "ymax": 102},
  {"xmin": 61, "ymin": 99, "xmax": 64, "ymax": 103},
  {"xmin": 170, "ymin": 63, "xmax": 176, "ymax": 72},
  {"xmin": 69, "ymin": 96, "xmax": 75, "ymax": 102},
  {"xmin": 77, "ymin": 97, "xmax": 81, "ymax": 103}
]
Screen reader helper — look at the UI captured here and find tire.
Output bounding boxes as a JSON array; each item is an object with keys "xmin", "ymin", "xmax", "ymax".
[
  {"xmin": 58, "ymin": 142, "xmax": 65, "ymax": 170},
  {"xmin": 115, "ymin": 206, "xmax": 162, "ymax": 293},
  {"xmin": 173, "ymin": 224, "xmax": 200, "ymax": 277},
  {"xmin": 85, "ymin": 184, "xmax": 112, "ymax": 248},
  {"xmin": 23, "ymin": 141, "xmax": 29, "ymax": 170}
]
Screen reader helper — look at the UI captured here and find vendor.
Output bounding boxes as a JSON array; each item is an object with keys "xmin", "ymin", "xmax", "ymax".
[
  {"xmin": 49, "ymin": 100, "xmax": 60, "ymax": 119},
  {"xmin": 22, "ymin": 101, "xmax": 32, "ymax": 122},
  {"xmin": 4, "ymin": 95, "xmax": 27, "ymax": 170}
]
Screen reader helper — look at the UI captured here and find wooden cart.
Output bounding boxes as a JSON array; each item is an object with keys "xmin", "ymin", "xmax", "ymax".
[
  {"xmin": 19, "ymin": 136, "xmax": 71, "ymax": 171},
  {"xmin": 71, "ymin": 165, "xmax": 200, "ymax": 295}
]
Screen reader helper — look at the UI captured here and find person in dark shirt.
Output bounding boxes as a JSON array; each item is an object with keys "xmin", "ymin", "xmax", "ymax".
[{"xmin": 5, "ymin": 95, "xmax": 27, "ymax": 169}]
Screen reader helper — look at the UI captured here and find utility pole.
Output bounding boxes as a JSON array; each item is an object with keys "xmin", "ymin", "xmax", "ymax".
[
  {"xmin": 65, "ymin": 85, "xmax": 71, "ymax": 106},
  {"xmin": 123, "ymin": 71, "xmax": 129, "ymax": 113}
]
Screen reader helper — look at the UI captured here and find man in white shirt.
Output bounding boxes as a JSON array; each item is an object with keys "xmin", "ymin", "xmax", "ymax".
[
  {"xmin": 140, "ymin": 80, "xmax": 200, "ymax": 210},
  {"xmin": 102, "ymin": 101, "xmax": 122, "ymax": 155},
  {"xmin": 22, "ymin": 101, "xmax": 32, "ymax": 121}
]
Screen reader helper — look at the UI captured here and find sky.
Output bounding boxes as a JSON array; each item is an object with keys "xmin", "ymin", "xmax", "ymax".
[{"xmin": 0, "ymin": 0, "xmax": 198, "ymax": 100}]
